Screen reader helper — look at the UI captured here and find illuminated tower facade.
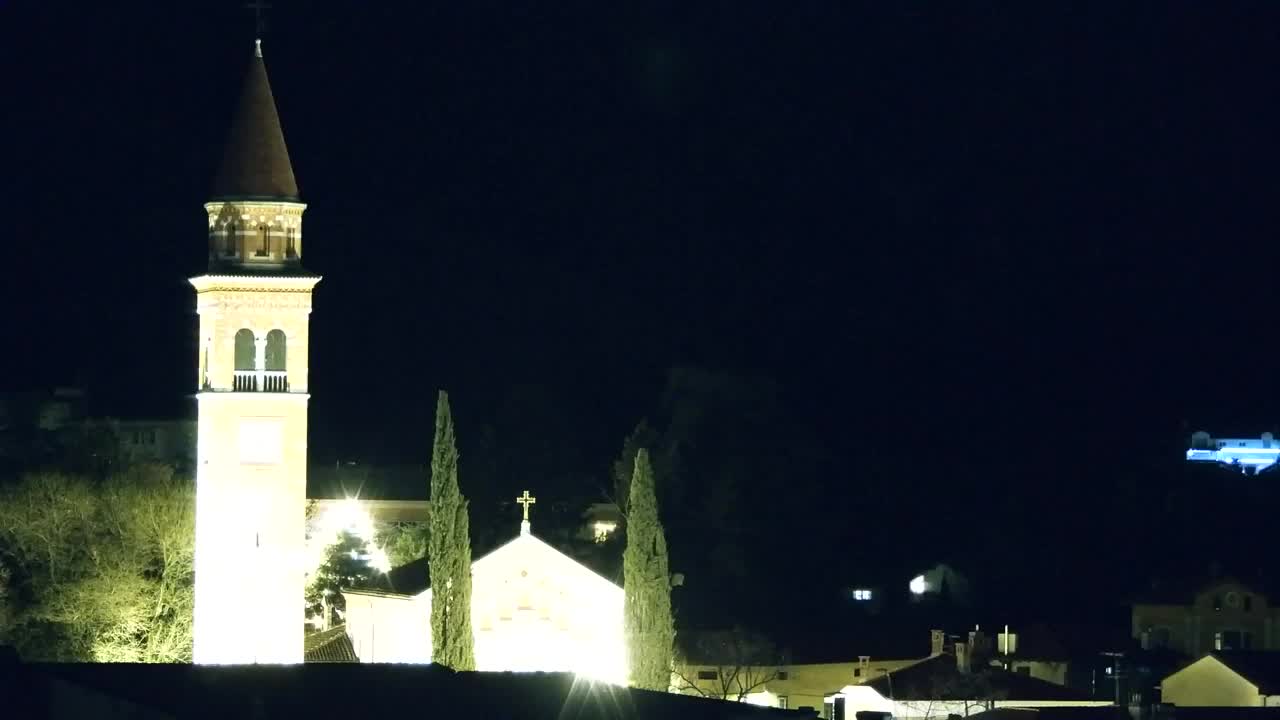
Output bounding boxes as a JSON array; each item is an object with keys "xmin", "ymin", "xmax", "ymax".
[{"xmin": 191, "ymin": 40, "xmax": 319, "ymax": 664}]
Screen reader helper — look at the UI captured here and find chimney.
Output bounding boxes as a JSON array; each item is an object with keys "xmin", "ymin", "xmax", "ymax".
[
  {"xmin": 955, "ymin": 642, "xmax": 970, "ymax": 674},
  {"xmin": 931, "ymin": 629, "xmax": 946, "ymax": 656}
]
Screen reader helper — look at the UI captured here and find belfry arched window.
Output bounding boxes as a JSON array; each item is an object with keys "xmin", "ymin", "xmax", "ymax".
[
  {"xmin": 224, "ymin": 223, "xmax": 236, "ymax": 256},
  {"xmin": 285, "ymin": 227, "xmax": 296, "ymax": 258},
  {"xmin": 234, "ymin": 329, "xmax": 257, "ymax": 391},
  {"xmin": 265, "ymin": 330, "xmax": 286, "ymax": 371},
  {"xmin": 257, "ymin": 225, "xmax": 270, "ymax": 257}
]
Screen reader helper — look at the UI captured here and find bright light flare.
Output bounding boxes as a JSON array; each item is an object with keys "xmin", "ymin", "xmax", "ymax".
[{"xmin": 909, "ymin": 575, "xmax": 927, "ymax": 595}]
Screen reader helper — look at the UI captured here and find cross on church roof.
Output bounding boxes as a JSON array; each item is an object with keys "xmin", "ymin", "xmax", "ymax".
[
  {"xmin": 246, "ymin": 0, "xmax": 272, "ymax": 39},
  {"xmin": 516, "ymin": 490, "xmax": 536, "ymax": 522}
]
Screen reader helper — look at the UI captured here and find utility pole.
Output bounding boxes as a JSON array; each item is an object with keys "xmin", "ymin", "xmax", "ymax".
[{"xmin": 1101, "ymin": 651, "xmax": 1124, "ymax": 706}]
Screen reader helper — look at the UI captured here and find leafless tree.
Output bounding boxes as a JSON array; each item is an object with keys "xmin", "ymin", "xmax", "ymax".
[{"xmin": 672, "ymin": 627, "xmax": 789, "ymax": 702}]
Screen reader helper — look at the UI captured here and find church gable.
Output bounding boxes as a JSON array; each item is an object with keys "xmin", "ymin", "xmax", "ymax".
[{"xmin": 342, "ymin": 526, "xmax": 626, "ymax": 681}]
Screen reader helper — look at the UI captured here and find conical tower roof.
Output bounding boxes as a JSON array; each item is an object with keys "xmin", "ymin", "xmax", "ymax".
[{"xmin": 211, "ymin": 41, "xmax": 299, "ymax": 201}]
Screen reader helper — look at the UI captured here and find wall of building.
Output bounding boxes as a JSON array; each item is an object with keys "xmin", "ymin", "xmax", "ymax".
[
  {"xmin": 342, "ymin": 591, "xmax": 430, "ymax": 664},
  {"xmin": 675, "ymin": 660, "xmax": 921, "ymax": 712},
  {"xmin": 1133, "ymin": 581, "xmax": 1278, "ymax": 655},
  {"xmin": 1161, "ymin": 656, "xmax": 1262, "ymax": 707}
]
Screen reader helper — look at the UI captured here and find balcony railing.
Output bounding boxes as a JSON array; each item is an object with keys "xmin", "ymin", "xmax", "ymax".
[{"xmin": 233, "ymin": 370, "xmax": 290, "ymax": 393}]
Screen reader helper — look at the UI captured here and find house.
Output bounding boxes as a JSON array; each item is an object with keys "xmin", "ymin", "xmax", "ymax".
[
  {"xmin": 1186, "ymin": 431, "xmax": 1280, "ymax": 474},
  {"xmin": 823, "ymin": 648, "xmax": 1112, "ymax": 719},
  {"xmin": 0, "ymin": 652, "xmax": 817, "ymax": 720},
  {"xmin": 1133, "ymin": 578, "xmax": 1280, "ymax": 656},
  {"xmin": 1161, "ymin": 651, "xmax": 1280, "ymax": 707},
  {"xmin": 672, "ymin": 627, "xmax": 962, "ymax": 712},
  {"xmin": 115, "ymin": 419, "xmax": 197, "ymax": 470}
]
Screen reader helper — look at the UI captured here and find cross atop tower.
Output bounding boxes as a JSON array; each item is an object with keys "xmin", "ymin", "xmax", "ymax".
[
  {"xmin": 246, "ymin": 0, "xmax": 272, "ymax": 39},
  {"xmin": 516, "ymin": 490, "xmax": 536, "ymax": 535}
]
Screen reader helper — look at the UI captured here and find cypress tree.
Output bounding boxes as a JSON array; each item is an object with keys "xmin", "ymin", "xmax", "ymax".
[
  {"xmin": 428, "ymin": 390, "xmax": 475, "ymax": 670},
  {"xmin": 623, "ymin": 447, "xmax": 675, "ymax": 690}
]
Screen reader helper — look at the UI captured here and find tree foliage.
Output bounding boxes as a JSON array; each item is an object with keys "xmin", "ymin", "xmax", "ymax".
[
  {"xmin": 380, "ymin": 522, "xmax": 430, "ymax": 570},
  {"xmin": 0, "ymin": 464, "xmax": 194, "ymax": 662},
  {"xmin": 427, "ymin": 391, "xmax": 475, "ymax": 670},
  {"xmin": 623, "ymin": 448, "xmax": 675, "ymax": 690},
  {"xmin": 672, "ymin": 628, "xmax": 787, "ymax": 702},
  {"xmin": 304, "ymin": 530, "xmax": 375, "ymax": 626}
]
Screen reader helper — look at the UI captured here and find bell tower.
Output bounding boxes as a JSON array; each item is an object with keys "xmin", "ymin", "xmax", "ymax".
[{"xmin": 191, "ymin": 39, "xmax": 319, "ymax": 664}]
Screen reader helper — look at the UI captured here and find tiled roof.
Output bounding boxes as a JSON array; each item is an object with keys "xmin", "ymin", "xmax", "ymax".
[
  {"xmin": 862, "ymin": 653, "xmax": 1091, "ymax": 702},
  {"xmin": 211, "ymin": 44, "xmax": 299, "ymax": 201},
  {"xmin": 304, "ymin": 626, "xmax": 359, "ymax": 663},
  {"xmin": 1210, "ymin": 651, "xmax": 1280, "ymax": 695}
]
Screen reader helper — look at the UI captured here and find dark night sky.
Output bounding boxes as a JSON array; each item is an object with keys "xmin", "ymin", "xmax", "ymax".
[{"xmin": 3, "ymin": 3, "xmax": 1279, "ymax": 624}]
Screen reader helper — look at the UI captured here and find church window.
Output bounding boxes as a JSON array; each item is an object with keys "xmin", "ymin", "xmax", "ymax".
[
  {"xmin": 257, "ymin": 225, "xmax": 270, "ymax": 256},
  {"xmin": 234, "ymin": 329, "xmax": 256, "ymax": 371},
  {"xmin": 697, "ymin": 670, "xmax": 718, "ymax": 680},
  {"xmin": 285, "ymin": 227, "xmax": 296, "ymax": 258},
  {"xmin": 224, "ymin": 223, "xmax": 237, "ymax": 255},
  {"xmin": 265, "ymin": 330, "xmax": 287, "ymax": 371},
  {"xmin": 234, "ymin": 329, "xmax": 256, "ymax": 390}
]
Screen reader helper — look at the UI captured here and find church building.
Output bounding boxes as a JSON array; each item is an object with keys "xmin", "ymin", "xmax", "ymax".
[
  {"xmin": 342, "ymin": 493, "xmax": 628, "ymax": 685},
  {"xmin": 191, "ymin": 39, "xmax": 319, "ymax": 664},
  {"xmin": 191, "ymin": 40, "xmax": 627, "ymax": 676}
]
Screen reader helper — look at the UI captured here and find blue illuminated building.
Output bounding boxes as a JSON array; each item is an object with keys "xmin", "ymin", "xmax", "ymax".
[{"xmin": 1186, "ymin": 431, "xmax": 1279, "ymax": 474}]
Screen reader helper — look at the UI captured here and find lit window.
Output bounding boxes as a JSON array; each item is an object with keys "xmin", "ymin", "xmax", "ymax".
[
  {"xmin": 593, "ymin": 521, "xmax": 618, "ymax": 543},
  {"xmin": 909, "ymin": 575, "xmax": 927, "ymax": 594},
  {"xmin": 852, "ymin": 589, "xmax": 873, "ymax": 601}
]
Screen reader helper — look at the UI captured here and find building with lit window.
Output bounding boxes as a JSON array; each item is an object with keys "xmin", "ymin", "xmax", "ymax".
[
  {"xmin": 1133, "ymin": 578, "xmax": 1280, "ymax": 656},
  {"xmin": 1186, "ymin": 432, "xmax": 1280, "ymax": 475}
]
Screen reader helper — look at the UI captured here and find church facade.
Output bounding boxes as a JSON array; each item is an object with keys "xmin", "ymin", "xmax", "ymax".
[
  {"xmin": 191, "ymin": 39, "xmax": 319, "ymax": 665},
  {"xmin": 343, "ymin": 509, "xmax": 627, "ymax": 685}
]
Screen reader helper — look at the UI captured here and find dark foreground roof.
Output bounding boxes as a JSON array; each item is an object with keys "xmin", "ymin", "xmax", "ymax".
[
  {"xmin": 1208, "ymin": 651, "xmax": 1280, "ymax": 694},
  {"xmin": 7, "ymin": 661, "xmax": 814, "ymax": 720},
  {"xmin": 971, "ymin": 709, "xmax": 1128, "ymax": 720},
  {"xmin": 862, "ymin": 653, "xmax": 1092, "ymax": 702}
]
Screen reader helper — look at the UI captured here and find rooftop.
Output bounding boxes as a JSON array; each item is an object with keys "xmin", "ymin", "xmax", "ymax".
[{"xmin": 211, "ymin": 42, "xmax": 299, "ymax": 202}]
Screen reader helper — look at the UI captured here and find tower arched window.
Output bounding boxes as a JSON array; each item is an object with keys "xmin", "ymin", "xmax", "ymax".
[
  {"xmin": 233, "ymin": 329, "xmax": 256, "ymax": 391},
  {"xmin": 265, "ymin": 330, "xmax": 287, "ymax": 371},
  {"xmin": 257, "ymin": 225, "xmax": 270, "ymax": 257},
  {"xmin": 224, "ymin": 223, "xmax": 236, "ymax": 256},
  {"xmin": 285, "ymin": 227, "xmax": 296, "ymax": 258}
]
